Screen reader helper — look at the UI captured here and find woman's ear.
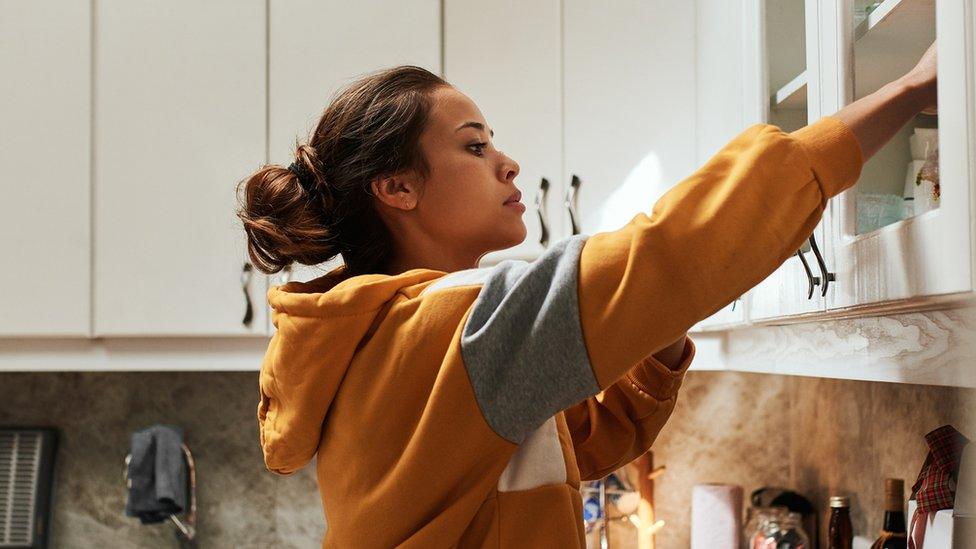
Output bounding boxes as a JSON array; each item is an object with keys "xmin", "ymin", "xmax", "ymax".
[{"xmin": 370, "ymin": 172, "xmax": 420, "ymax": 212}]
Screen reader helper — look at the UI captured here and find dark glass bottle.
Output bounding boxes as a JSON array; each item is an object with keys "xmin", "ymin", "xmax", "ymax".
[
  {"xmin": 827, "ymin": 496, "xmax": 853, "ymax": 549},
  {"xmin": 876, "ymin": 478, "xmax": 907, "ymax": 549}
]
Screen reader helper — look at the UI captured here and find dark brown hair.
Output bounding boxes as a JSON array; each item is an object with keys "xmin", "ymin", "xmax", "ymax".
[{"xmin": 236, "ymin": 65, "xmax": 448, "ymax": 276}]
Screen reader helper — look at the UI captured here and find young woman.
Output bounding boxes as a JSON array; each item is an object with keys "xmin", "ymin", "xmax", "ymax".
[{"xmin": 238, "ymin": 44, "xmax": 937, "ymax": 547}]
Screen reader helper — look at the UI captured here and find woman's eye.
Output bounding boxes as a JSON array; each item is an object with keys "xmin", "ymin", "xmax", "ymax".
[{"xmin": 468, "ymin": 142, "xmax": 487, "ymax": 156}]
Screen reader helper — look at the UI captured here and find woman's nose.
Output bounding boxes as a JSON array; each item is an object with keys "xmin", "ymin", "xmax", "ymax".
[{"xmin": 499, "ymin": 152, "xmax": 520, "ymax": 182}]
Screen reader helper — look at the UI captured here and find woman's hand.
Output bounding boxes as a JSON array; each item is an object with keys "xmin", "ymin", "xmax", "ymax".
[{"xmin": 905, "ymin": 42, "xmax": 938, "ymax": 115}]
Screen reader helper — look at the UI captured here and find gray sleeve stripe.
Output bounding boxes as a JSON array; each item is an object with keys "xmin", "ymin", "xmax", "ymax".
[{"xmin": 459, "ymin": 235, "xmax": 600, "ymax": 444}]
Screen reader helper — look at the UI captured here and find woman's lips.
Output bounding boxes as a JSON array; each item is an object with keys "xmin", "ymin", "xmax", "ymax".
[{"xmin": 504, "ymin": 190, "xmax": 525, "ymax": 212}]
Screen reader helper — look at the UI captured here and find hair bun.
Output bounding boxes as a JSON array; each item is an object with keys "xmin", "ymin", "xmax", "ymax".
[{"xmin": 287, "ymin": 161, "xmax": 318, "ymax": 196}]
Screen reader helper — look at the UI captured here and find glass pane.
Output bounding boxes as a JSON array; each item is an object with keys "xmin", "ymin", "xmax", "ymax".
[
  {"xmin": 851, "ymin": 0, "xmax": 938, "ymax": 235},
  {"xmin": 766, "ymin": 0, "xmax": 807, "ymax": 132}
]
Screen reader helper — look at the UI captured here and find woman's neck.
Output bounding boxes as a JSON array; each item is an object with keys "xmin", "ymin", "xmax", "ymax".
[
  {"xmin": 385, "ymin": 247, "xmax": 483, "ymax": 275},
  {"xmin": 386, "ymin": 250, "xmax": 481, "ymax": 275},
  {"xmin": 381, "ymin": 216, "xmax": 487, "ymax": 275}
]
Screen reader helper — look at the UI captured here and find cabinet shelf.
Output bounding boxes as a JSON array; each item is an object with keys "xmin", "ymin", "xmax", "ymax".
[
  {"xmin": 853, "ymin": 0, "xmax": 936, "ymax": 98},
  {"xmin": 844, "ymin": 206, "xmax": 938, "ymax": 245},
  {"xmin": 854, "ymin": 0, "xmax": 935, "ymax": 42},
  {"xmin": 771, "ymin": 71, "xmax": 807, "ymax": 110}
]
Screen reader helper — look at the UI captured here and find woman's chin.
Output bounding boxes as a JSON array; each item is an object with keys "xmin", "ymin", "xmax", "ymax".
[
  {"xmin": 482, "ymin": 223, "xmax": 527, "ymax": 255},
  {"xmin": 504, "ymin": 221, "xmax": 528, "ymax": 248}
]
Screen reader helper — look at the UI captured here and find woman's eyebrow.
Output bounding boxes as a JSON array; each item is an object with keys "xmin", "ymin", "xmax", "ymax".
[{"xmin": 455, "ymin": 121, "xmax": 494, "ymax": 137}]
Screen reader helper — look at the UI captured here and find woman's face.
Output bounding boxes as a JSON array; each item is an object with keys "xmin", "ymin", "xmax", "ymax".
[{"xmin": 412, "ymin": 86, "xmax": 526, "ymax": 259}]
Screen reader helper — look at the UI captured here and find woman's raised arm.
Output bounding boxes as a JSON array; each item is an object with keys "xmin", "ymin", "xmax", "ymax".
[
  {"xmin": 574, "ymin": 43, "xmax": 937, "ymax": 389},
  {"xmin": 835, "ymin": 42, "xmax": 937, "ymax": 160},
  {"xmin": 447, "ymin": 44, "xmax": 936, "ymax": 444}
]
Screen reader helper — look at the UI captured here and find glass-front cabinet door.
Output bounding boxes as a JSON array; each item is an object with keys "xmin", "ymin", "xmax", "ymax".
[
  {"xmin": 823, "ymin": 0, "xmax": 975, "ymax": 313},
  {"xmin": 746, "ymin": 0, "xmax": 834, "ymax": 324}
]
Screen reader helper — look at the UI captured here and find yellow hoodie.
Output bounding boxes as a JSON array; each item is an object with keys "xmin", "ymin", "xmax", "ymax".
[{"xmin": 257, "ymin": 117, "xmax": 863, "ymax": 547}]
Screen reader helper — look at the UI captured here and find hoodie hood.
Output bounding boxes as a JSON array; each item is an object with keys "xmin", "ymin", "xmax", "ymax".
[{"xmin": 257, "ymin": 265, "xmax": 444, "ymax": 475}]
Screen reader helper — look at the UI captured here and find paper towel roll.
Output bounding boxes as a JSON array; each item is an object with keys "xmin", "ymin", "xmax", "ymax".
[{"xmin": 691, "ymin": 483, "xmax": 743, "ymax": 549}]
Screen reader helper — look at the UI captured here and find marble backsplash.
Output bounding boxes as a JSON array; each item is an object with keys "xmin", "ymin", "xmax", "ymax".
[
  {"xmin": 1, "ymin": 371, "xmax": 324, "ymax": 548},
  {"xmin": 653, "ymin": 373, "xmax": 974, "ymax": 548},
  {"xmin": 1, "ymin": 370, "xmax": 972, "ymax": 548}
]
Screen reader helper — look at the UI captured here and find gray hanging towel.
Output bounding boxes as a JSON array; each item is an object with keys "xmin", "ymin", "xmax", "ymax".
[{"xmin": 124, "ymin": 424, "xmax": 187, "ymax": 524}]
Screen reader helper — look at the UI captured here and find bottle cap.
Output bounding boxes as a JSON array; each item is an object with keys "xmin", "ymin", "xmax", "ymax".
[
  {"xmin": 884, "ymin": 478, "xmax": 905, "ymax": 511},
  {"xmin": 829, "ymin": 496, "xmax": 850, "ymax": 508}
]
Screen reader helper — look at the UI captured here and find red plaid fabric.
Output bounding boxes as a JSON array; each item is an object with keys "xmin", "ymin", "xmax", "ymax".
[
  {"xmin": 913, "ymin": 425, "xmax": 969, "ymax": 511},
  {"xmin": 908, "ymin": 425, "xmax": 970, "ymax": 549}
]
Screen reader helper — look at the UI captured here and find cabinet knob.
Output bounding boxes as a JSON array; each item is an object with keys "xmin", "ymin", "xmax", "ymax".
[
  {"xmin": 566, "ymin": 175, "xmax": 582, "ymax": 236},
  {"xmin": 535, "ymin": 177, "xmax": 551, "ymax": 248},
  {"xmin": 240, "ymin": 262, "xmax": 254, "ymax": 328}
]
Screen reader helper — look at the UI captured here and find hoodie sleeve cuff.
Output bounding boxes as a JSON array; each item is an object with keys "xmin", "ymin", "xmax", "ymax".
[
  {"xmin": 789, "ymin": 116, "xmax": 864, "ymax": 199},
  {"xmin": 626, "ymin": 337, "xmax": 696, "ymax": 401}
]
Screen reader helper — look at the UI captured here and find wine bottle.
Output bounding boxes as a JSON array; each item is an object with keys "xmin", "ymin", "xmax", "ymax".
[
  {"xmin": 872, "ymin": 479, "xmax": 907, "ymax": 549},
  {"xmin": 827, "ymin": 496, "xmax": 853, "ymax": 549}
]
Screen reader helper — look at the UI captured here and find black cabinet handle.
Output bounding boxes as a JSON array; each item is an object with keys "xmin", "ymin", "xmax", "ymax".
[
  {"xmin": 240, "ymin": 262, "xmax": 254, "ymax": 328},
  {"xmin": 534, "ymin": 177, "xmax": 550, "ymax": 248},
  {"xmin": 795, "ymin": 249, "xmax": 821, "ymax": 300},
  {"xmin": 808, "ymin": 234, "xmax": 835, "ymax": 297},
  {"xmin": 566, "ymin": 175, "xmax": 581, "ymax": 236}
]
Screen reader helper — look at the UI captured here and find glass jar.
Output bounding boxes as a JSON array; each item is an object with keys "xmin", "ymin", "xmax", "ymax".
[{"xmin": 747, "ymin": 507, "xmax": 811, "ymax": 549}]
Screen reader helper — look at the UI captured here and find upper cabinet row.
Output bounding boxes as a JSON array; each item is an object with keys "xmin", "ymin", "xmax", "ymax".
[
  {"xmin": 1, "ymin": 0, "xmax": 698, "ymax": 338},
  {"xmin": 1, "ymin": 0, "xmax": 440, "ymax": 337},
  {"xmin": 3, "ymin": 0, "xmax": 973, "ymax": 338},
  {"xmin": 695, "ymin": 0, "xmax": 976, "ymax": 330}
]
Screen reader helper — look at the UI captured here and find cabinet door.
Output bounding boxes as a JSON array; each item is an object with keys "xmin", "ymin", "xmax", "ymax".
[
  {"xmin": 268, "ymin": 0, "xmax": 440, "ymax": 290},
  {"xmin": 822, "ymin": 0, "xmax": 974, "ymax": 314},
  {"xmin": 563, "ymin": 1, "xmax": 697, "ymax": 238},
  {"xmin": 691, "ymin": 0, "xmax": 750, "ymax": 331},
  {"xmin": 445, "ymin": 0, "xmax": 564, "ymax": 266},
  {"xmin": 745, "ymin": 0, "xmax": 832, "ymax": 324},
  {"xmin": 0, "ymin": 2, "xmax": 91, "ymax": 337},
  {"xmin": 94, "ymin": 1, "xmax": 267, "ymax": 336}
]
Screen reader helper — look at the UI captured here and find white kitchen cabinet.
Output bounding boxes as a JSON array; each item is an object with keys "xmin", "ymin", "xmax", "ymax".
[
  {"xmin": 563, "ymin": 0, "xmax": 697, "ymax": 240},
  {"xmin": 722, "ymin": 0, "xmax": 976, "ymax": 325},
  {"xmin": 714, "ymin": 0, "xmax": 976, "ymax": 387},
  {"xmin": 0, "ymin": 2, "xmax": 92, "ymax": 337},
  {"xmin": 267, "ymin": 0, "xmax": 440, "ymax": 296},
  {"xmin": 445, "ymin": 0, "xmax": 564, "ymax": 267},
  {"xmin": 94, "ymin": 0, "xmax": 268, "ymax": 336},
  {"xmin": 819, "ymin": 0, "xmax": 976, "ymax": 315},
  {"xmin": 453, "ymin": 1, "xmax": 698, "ymax": 268}
]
